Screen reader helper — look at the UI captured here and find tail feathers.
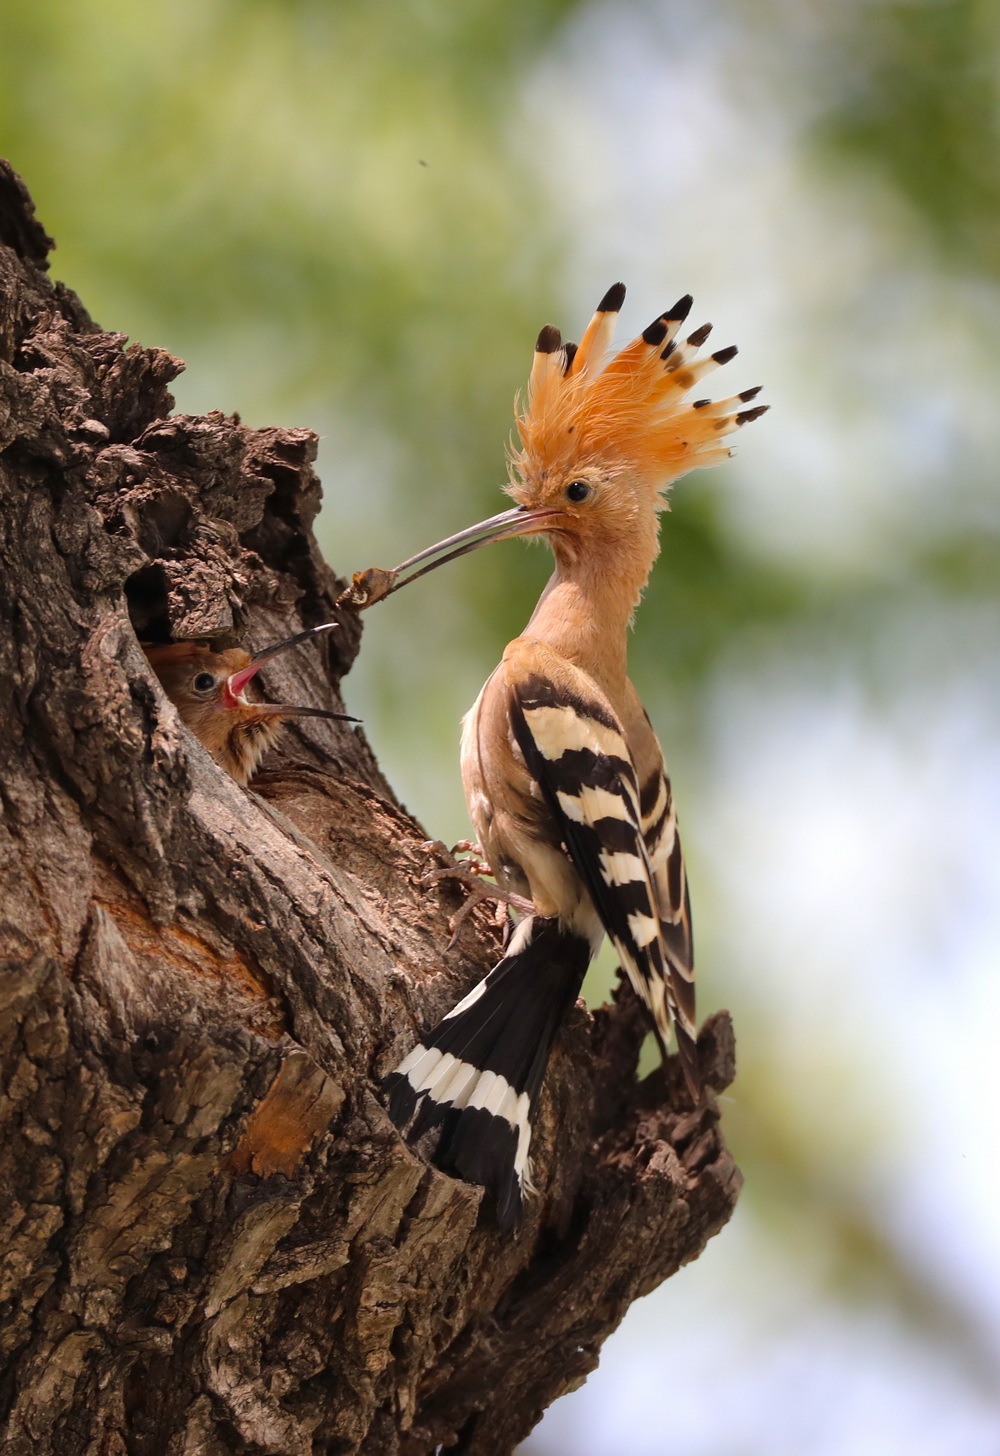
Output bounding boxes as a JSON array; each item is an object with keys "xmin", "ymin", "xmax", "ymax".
[{"xmin": 384, "ymin": 918, "xmax": 590, "ymax": 1231}]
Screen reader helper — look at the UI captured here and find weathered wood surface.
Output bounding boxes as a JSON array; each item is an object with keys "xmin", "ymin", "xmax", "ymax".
[{"xmin": 0, "ymin": 159, "xmax": 741, "ymax": 1456}]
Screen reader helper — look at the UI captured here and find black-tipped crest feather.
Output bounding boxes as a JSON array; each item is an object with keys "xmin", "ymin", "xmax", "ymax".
[
  {"xmin": 597, "ymin": 281, "xmax": 627, "ymax": 313},
  {"xmin": 535, "ymin": 324, "xmax": 562, "ymax": 353}
]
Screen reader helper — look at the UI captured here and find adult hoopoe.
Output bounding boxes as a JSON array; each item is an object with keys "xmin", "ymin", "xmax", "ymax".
[
  {"xmin": 384, "ymin": 283, "xmax": 767, "ymax": 1229},
  {"xmin": 144, "ymin": 623, "xmax": 356, "ymax": 785}
]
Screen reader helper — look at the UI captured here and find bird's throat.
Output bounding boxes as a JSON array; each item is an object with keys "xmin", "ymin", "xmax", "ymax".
[{"xmin": 525, "ymin": 564, "xmax": 640, "ymax": 694}]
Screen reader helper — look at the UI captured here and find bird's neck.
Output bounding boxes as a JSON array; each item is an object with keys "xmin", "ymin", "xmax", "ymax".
[{"xmin": 524, "ymin": 546, "xmax": 652, "ymax": 696}]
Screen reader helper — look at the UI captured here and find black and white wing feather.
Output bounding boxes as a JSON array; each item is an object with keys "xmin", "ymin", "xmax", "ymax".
[
  {"xmin": 638, "ymin": 764, "xmax": 698, "ymax": 1089},
  {"xmin": 508, "ymin": 667, "xmax": 701, "ymax": 1099}
]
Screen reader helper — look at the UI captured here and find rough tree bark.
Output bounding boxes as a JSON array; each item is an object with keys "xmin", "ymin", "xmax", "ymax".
[{"xmin": 0, "ymin": 161, "xmax": 741, "ymax": 1456}]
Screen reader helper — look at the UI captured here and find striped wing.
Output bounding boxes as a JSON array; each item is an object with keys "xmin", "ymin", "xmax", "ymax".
[
  {"xmin": 638, "ymin": 766, "xmax": 698, "ymax": 1091},
  {"xmin": 508, "ymin": 670, "xmax": 701, "ymax": 1099}
]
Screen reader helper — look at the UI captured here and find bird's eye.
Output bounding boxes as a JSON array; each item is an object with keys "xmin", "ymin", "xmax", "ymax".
[
  {"xmin": 566, "ymin": 480, "xmax": 592, "ymax": 503},
  {"xmin": 193, "ymin": 672, "xmax": 216, "ymax": 693}
]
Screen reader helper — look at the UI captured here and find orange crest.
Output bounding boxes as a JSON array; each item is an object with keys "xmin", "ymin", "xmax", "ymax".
[{"xmin": 513, "ymin": 283, "xmax": 766, "ymax": 497}]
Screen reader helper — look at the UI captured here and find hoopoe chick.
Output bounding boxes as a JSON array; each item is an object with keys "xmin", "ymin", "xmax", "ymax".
[
  {"xmin": 385, "ymin": 283, "xmax": 767, "ymax": 1229},
  {"xmin": 144, "ymin": 623, "xmax": 356, "ymax": 785}
]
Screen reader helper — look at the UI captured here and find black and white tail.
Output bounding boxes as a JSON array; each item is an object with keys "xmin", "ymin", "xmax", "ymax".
[{"xmin": 384, "ymin": 917, "xmax": 590, "ymax": 1230}]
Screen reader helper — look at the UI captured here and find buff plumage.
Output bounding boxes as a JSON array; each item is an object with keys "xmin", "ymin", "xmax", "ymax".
[{"xmin": 386, "ymin": 284, "xmax": 767, "ymax": 1228}]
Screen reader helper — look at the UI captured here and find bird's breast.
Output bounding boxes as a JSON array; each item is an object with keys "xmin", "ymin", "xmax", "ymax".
[{"xmin": 460, "ymin": 663, "xmax": 595, "ymax": 929}]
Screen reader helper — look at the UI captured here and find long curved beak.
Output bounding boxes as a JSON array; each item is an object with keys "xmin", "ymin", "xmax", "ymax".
[
  {"xmin": 226, "ymin": 621, "xmax": 338, "ymax": 700},
  {"xmin": 381, "ymin": 505, "xmax": 560, "ymax": 600}
]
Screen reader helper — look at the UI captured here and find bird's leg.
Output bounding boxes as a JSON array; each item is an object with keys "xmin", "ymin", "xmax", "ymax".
[{"xmin": 418, "ymin": 840, "xmax": 534, "ymax": 945}]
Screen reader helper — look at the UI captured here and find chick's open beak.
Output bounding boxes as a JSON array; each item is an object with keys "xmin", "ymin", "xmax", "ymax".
[{"xmin": 225, "ymin": 621, "xmax": 358, "ymax": 722}]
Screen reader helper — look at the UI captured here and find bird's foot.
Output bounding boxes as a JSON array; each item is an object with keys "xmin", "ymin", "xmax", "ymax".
[
  {"xmin": 419, "ymin": 838, "xmax": 490, "ymax": 881},
  {"xmin": 418, "ymin": 840, "xmax": 534, "ymax": 946}
]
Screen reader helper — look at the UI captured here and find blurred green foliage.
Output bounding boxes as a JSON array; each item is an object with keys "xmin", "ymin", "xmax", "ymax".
[
  {"xmin": 820, "ymin": 0, "xmax": 1000, "ymax": 278},
  {"xmin": 1, "ymin": 0, "xmax": 574, "ymax": 539}
]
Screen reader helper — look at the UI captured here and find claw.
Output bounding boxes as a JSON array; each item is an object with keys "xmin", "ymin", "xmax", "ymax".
[
  {"xmin": 417, "ymin": 840, "xmax": 534, "ymax": 944},
  {"xmin": 443, "ymin": 880, "xmax": 535, "ymax": 948}
]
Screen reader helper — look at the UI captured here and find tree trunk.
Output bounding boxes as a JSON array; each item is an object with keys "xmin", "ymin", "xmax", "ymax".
[{"xmin": 0, "ymin": 160, "xmax": 741, "ymax": 1456}]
